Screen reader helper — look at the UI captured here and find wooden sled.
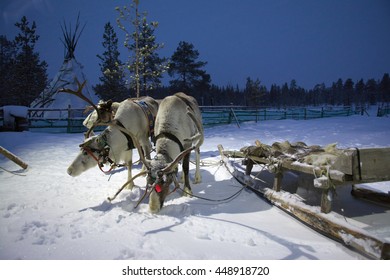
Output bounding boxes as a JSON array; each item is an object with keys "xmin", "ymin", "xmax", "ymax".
[{"xmin": 218, "ymin": 143, "xmax": 390, "ymax": 260}]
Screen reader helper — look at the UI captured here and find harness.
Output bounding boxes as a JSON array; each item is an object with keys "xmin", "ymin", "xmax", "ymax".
[
  {"xmin": 151, "ymin": 95, "xmax": 194, "ymax": 154},
  {"xmin": 112, "ymin": 100, "xmax": 156, "ymax": 151},
  {"xmin": 135, "ymin": 100, "xmax": 156, "ymax": 143},
  {"xmin": 115, "ymin": 120, "xmax": 135, "ymax": 150},
  {"xmin": 80, "ymin": 133, "xmax": 120, "ymax": 174},
  {"xmin": 154, "ymin": 132, "xmax": 184, "ymax": 152}
]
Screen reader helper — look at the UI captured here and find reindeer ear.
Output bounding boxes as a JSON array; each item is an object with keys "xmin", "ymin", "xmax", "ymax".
[
  {"xmin": 79, "ymin": 137, "xmax": 95, "ymax": 147},
  {"xmin": 83, "ymin": 105, "xmax": 94, "ymax": 114}
]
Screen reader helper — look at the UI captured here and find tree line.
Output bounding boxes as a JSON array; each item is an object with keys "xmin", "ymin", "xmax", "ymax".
[{"xmin": 1, "ymin": 10, "xmax": 389, "ymax": 109}]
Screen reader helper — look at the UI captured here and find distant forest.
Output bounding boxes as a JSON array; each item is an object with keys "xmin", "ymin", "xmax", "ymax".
[
  {"xmin": 1, "ymin": 15, "xmax": 389, "ymax": 109},
  {"xmin": 151, "ymin": 74, "xmax": 390, "ymax": 108}
]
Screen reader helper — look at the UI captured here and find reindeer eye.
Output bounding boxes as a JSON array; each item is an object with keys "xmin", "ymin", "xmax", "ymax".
[{"xmin": 82, "ymin": 151, "xmax": 88, "ymax": 156}]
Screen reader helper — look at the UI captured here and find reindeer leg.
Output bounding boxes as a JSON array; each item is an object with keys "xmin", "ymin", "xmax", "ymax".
[
  {"xmin": 182, "ymin": 153, "xmax": 192, "ymax": 196},
  {"xmin": 125, "ymin": 149, "xmax": 134, "ymax": 189},
  {"xmin": 139, "ymin": 139, "xmax": 152, "ymax": 174},
  {"xmin": 194, "ymin": 147, "xmax": 202, "ymax": 184}
]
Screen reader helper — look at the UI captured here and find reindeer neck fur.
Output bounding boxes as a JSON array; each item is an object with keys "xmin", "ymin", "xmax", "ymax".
[
  {"xmin": 155, "ymin": 136, "xmax": 182, "ymax": 164},
  {"xmin": 102, "ymin": 127, "xmax": 131, "ymax": 162}
]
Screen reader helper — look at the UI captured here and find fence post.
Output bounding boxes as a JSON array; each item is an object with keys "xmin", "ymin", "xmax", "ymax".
[
  {"xmin": 230, "ymin": 107, "xmax": 240, "ymax": 128},
  {"xmin": 255, "ymin": 108, "xmax": 258, "ymax": 123},
  {"xmin": 67, "ymin": 105, "xmax": 71, "ymax": 133}
]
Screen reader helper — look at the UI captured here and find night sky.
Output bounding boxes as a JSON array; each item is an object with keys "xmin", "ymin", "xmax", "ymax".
[{"xmin": 1, "ymin": 0, "xmax": 390, "ymax": 89}]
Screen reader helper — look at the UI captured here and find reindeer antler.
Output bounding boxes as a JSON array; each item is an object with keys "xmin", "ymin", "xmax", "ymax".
[{"xmin": 58, "ymin": 78, "xmax": 102, "ymax": 138}]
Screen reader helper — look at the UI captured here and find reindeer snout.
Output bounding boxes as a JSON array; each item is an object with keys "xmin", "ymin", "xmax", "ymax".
[{"xmin": 67, "ymin": 167, "xmax": 74, "ymax": 176}]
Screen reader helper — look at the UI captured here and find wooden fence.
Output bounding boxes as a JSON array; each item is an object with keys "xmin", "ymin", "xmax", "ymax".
[
  {"xmin": 0, "ymin": 105, "xmax": 361, "ymax": 133},
  {"xmin": 377, "ymin": 104, "xmax": 390, "ymax": 117},
  {"xmin": 201, "ymin": 106, "xmax": 356, "ymax": 127}
]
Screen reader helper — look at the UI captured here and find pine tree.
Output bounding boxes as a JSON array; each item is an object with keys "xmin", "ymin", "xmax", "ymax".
[
  {"xmin": 132, "ymin": 16, "xmax": 168, "ymax": 96},
  {"xmin": 343, "ymin": 78, "xmax": 354, "ymax": 106},
  {"xmin": 116, "ymin": 0, "xmax": 168, "ymax": 97},
  {"xmin": 94, "ymin": 22, "xmax": 128, "ymax": 101},
  {"xmin": 244, "ymin": 77, "xmax": 266, "ymax": 107},
  {"xmin": 0, "ymin": 36, "xmax": 16, "ymax": 106},
  {"xmin": 365, "ymin": 78, "xmax": 378, "ymax": 105},
  {"xmin": 12, "ymin": 16, "xmax": 48, "ymax": 106},
  {"xmin": 168, "ymin": 41, "xmax": 210, "ymax": 93},
  {"xmin": 379, "ymin": 73, "xmax": 390, "ymax": 104},
  {"xmin": 355, "ymin": 79, "xmax": 365, "ymax": 110}
]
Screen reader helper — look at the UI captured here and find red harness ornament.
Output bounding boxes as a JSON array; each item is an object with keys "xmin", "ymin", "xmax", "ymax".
[{"xmin": 155, "ymin": 184, "xmax": 162, "ymax": 193}]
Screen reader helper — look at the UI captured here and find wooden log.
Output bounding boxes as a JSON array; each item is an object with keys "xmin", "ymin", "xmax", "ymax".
[
  {"xmin": 0, "ymin": 146, "xmax": 28, "ymax": 169},
  {"xmin": 273, "ymin": 171, "xmax": 283, "ymax": 192},
  {"xmin": 320, "ymin": 188, "xmax": 333, "ymax": 213}
]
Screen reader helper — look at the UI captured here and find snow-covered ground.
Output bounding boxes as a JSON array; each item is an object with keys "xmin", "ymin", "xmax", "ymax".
[{"xmin": 1, "ymin": 112, "xmax": 389, "ymax": 260}]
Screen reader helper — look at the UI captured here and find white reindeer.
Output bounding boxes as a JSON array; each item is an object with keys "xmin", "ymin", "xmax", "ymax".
[
  {"xmin": 142, "ymin": 92, "xmax": 204, "ymax": 213},
  {"xmin": 82, "ymin": 99, "xmax": 121, "ymax": 132},
  {"xmin": 67, "ymin": 96, "xmax": 159, "ymax": 189}
]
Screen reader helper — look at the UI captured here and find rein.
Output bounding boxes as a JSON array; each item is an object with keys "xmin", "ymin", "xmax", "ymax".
[{"xmin": 82, "ymin": 146, "xmax": 125, "ymax": 175}]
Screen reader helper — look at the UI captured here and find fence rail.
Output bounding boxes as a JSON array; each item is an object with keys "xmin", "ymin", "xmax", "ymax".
[{"xmin": 0, "ymin": 105, "xmax": 361, "ymax": 133}]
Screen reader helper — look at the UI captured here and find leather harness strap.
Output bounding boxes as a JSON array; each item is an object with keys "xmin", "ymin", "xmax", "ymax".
[
  {"xmin": 115, "ymin": 120, "xmax": 135, "ymax": 150},
  {"xmin": 154, "ymin": 132, "xmax": 184, "ymax": 152}
]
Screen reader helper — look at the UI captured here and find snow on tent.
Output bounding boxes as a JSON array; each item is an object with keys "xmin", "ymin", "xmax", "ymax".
[{"xmin": 30, "ymin": 15, "xmax": 98, "ymax": 121}]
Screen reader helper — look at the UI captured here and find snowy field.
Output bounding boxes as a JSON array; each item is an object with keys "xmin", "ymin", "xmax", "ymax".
[{"xmin": 1, "ymin": 112, "xmax": 389, "ymax": 260}]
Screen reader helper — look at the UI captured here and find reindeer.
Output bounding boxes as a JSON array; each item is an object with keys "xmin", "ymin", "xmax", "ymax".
[
  {"xmin": 63, "ymin": 81, "xmax": 159, "ymax": 189},
  {"xmin": 82, "ymin": 99, "xmax": 121, "ymax": 133},
  {"xmin": 140, "ymin": 92, "xmax": 204, "ymax": 213}
]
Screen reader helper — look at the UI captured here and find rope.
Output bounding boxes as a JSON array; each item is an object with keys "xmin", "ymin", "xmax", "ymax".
[
  {"xmin": 175, "ymin": 175, "xmax": 247, "ymax": 203},
  {"xmin": 175, "ymin": 158, "xmax": 249, "ymax": 203}
]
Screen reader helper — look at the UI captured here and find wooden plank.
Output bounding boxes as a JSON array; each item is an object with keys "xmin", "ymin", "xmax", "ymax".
[{"xmin": 354, "ymin": 148, "xmax": 390, "ymax": 181}]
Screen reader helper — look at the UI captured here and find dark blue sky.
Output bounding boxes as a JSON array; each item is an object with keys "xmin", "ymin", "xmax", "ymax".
[{"xmin": 1, "ymin": 0, "xmax": 390, "ymax": 89}]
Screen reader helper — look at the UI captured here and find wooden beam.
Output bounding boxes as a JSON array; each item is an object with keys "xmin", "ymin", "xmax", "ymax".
[
  {"xmin": 0, "ymin": 146, "xmax": 28, "ymax": 169},
  {"xmin": 351, "ymin": 185, "xmax": 390, "ymax": 205}
]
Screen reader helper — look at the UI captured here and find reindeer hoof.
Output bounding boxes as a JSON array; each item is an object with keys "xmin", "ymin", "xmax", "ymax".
[
  {"xmin": 183, "ymin": 187, "xmax": 193, "ymax": 197},
  {"xmin": 193, "ymin": 176, "xmax": 202, "ymax": 184}
]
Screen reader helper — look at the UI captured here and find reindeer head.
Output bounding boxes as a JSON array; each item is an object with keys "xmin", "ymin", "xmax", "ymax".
[
  {"xmin": 96, "ymin": 100, "xmax": 114, "ymax": 123},
  {"xmin": 67, "ymin": 132, "xmax": 109, "ymax": 177},
  {"xmin": 144, "ymin": 146, "xmax": 195, "ymax": 212}
]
